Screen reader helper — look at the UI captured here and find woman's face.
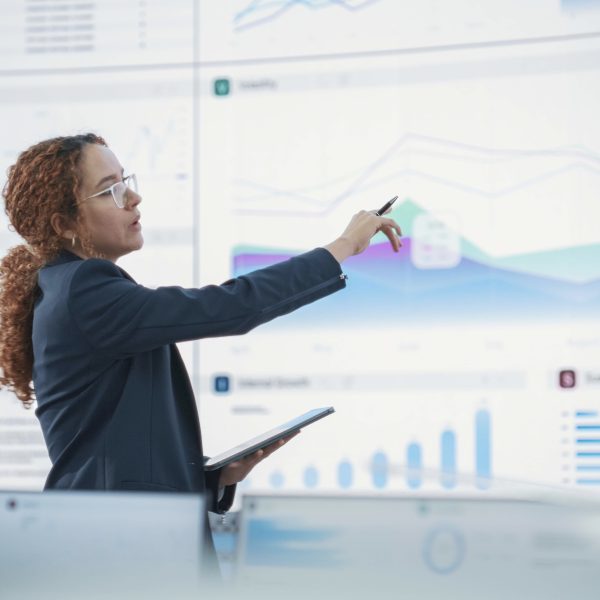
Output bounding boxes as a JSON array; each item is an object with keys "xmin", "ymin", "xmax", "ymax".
[{"xmin": 75, "ymin": 143, "xmax": 143, "ymax": 262}]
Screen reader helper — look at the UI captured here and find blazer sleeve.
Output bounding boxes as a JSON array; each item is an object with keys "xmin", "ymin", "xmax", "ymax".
[
  {"xmin": 204, "ymin": 466, "xmax": 236, "ymax": 514},
  {"xmin": 68, "ymin": 248, "xmax": 346, "ymax": 356}
]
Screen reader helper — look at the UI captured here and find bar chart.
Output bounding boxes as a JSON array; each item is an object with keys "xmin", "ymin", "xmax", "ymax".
[
  {"xmin": 257, "ymin": 408, "xmax": 493, "ymax": 492},
  {"xmin": 370, "ymin": 408, "xmax": 491, "ymax": 491},
  {"xmin": 575, "ymin": 410, "xmax": 600, "ymax": 486}
]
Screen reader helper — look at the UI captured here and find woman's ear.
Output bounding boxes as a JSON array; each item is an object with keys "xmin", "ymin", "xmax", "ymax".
[{"xmin": 50, "ymin": 213, "xmax": 76, "ymax": 243}]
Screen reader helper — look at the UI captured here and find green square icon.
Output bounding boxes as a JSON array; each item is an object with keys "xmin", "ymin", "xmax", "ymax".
[{"xmin": 214, "ymin": 79, "xmax": 230, "ymax": 96}]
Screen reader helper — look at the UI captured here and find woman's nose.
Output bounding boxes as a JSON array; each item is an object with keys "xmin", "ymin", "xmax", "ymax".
[{"xmin": 126, "ymin": 189, "xmax": 142, "ymax": 209}]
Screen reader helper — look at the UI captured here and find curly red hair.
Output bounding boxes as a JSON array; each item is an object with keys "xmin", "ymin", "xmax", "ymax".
[{"xmin": 0, "ymin": 134, "xmax": 106, "ymax": 408}]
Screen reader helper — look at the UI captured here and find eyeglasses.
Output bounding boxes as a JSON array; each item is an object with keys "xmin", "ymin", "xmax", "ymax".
[{"xmin": 81, "ymin": 174, "xmax": 138, "ymax": 209}]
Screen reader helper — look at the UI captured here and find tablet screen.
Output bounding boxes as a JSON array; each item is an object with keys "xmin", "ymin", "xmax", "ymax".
[{"xmin": 204, "ymin": 407, "xmax": 335, "ymax": 471}]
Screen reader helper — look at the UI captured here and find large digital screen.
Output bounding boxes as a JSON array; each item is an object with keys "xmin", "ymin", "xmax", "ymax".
[{"xmin": 1, "ymin": 0, "xmax": 600, "ymax": 497}]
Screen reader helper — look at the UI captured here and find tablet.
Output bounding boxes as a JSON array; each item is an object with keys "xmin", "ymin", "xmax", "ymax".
[{"xmin": 204, "ymin": 406, "xmax": 335, "ymax": 471}]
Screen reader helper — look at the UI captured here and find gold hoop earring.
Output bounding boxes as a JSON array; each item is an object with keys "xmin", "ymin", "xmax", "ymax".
[{"xmin": 71, "ymin": 236, "xmax": 76, "ymax": 248}]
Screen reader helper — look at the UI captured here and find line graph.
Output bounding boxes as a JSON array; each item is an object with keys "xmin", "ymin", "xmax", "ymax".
[
  {"xmin": 233, "ymin": 0, "xmax": 383, "ymax": 33},
  {"xmin": 196, "ymin": 0, "xmax": 600, "ymax": 63},
  {"xmin": 233, "ymin": 133, "xmax": 600, "ymax": 217}
]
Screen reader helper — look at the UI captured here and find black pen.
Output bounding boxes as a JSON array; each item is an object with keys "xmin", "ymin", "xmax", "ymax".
[{"xmin": 375, "ymin": 195, "xmax": 398, "ymax": 216}]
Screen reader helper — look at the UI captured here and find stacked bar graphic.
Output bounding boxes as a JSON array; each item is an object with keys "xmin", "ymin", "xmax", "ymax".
[{"xmin": 575, "ymin": 410, "xmax": 600, "ymax": 485}]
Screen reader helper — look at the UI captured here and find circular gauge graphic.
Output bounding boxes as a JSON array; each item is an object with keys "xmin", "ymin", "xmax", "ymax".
[{"xmin": 422, "ymin": 526, "xmax": 466, "ymax": 575}]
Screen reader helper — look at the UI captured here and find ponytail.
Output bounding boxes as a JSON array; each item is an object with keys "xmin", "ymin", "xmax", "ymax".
[{"xmin": 0, "ymin": 244, "xmax": 43, "ymax": 407}]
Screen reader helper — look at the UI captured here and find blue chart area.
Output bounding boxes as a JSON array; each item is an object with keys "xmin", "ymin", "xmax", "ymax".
[
  {"xmin": 234, "ymin": 199, "xmax": 600, "ymax": 326},
  {"xmin": 233, "ymin": 0, "xmax": 382, "ymax": 32},
  {"xmin": 245, "ymin": 518, "xmax": 340, "ymax": 567}
]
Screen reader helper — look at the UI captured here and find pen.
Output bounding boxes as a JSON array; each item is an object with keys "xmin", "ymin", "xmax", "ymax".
[{"xmin": 375, "ymin": 195, "xmax": 398, "ymax": 216}]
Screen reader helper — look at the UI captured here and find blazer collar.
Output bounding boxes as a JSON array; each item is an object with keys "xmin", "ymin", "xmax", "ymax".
[{"xmin": 46, "ymin": 250, "xmax": 136, "ymax": 283}]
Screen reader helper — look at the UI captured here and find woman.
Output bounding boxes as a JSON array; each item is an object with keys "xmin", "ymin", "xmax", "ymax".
[{"xmin": 0, "ymin": 133, "xmax": 401, "ymax": 569}]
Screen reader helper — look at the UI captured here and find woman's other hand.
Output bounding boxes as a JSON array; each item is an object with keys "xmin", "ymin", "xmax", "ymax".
[
  {"xmin": 324, "ymin": 209, "xmax": 402, "ymax": 264},
  {"xmin": 217, "ymin": 432, "xmax": 300, "ymax": 487}
]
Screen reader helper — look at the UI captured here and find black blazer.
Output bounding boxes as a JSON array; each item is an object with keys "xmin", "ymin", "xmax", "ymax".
[{"xmin": 33, "ymin": 248, "xmax": 346, "ymax": 510}]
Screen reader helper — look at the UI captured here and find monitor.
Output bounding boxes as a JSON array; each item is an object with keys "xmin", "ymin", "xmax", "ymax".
[
  {"xmin": 234, "ymin": 492, "xmax": 600, "ymax": 600},
  {"xmin": 0, "ymin": 490, "xmax": 209, "ymax": 600}
]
